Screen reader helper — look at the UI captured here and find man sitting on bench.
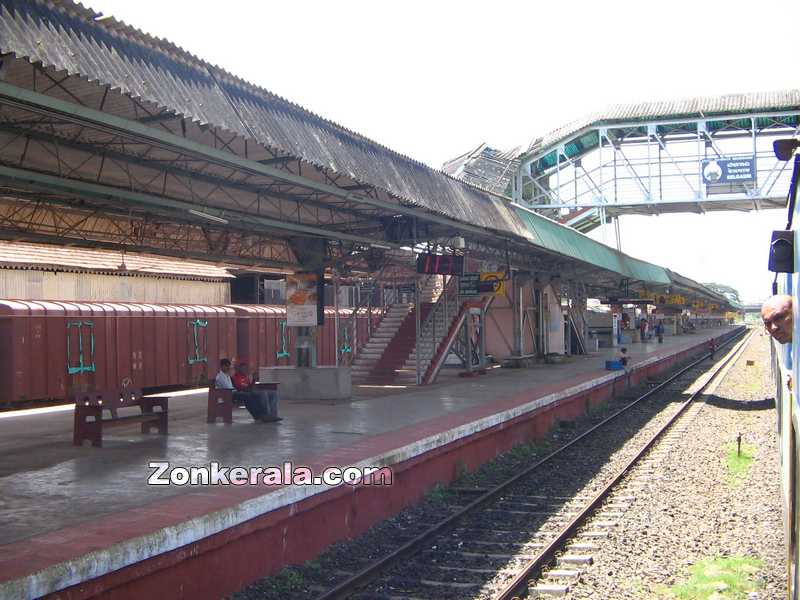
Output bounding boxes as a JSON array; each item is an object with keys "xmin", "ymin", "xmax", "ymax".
[
  {"xmin": 233, "ymin": 361, "xmax": 281, "ymax": 423},
  {"xmin": 214, "ymin": 358, "xmax": 275, "ymax": 423}
]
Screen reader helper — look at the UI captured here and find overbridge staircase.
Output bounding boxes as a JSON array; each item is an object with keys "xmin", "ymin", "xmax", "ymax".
[
  {"xmin": 395, "ymin": 280, "xmax": 462, "ymax": 385},
  {"xmin": 418, "ymin": 292, "xmax": 495, "ymax": 385},
  {"xmin": 351, "ymin": 276, "xmax": 443, "ymax": 385}
]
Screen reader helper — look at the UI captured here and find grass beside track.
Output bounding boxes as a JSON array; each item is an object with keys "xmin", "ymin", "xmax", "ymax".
[
  {"xmin": 724, "ymin": 441, "xmax": 756, "ymax": 486},
  {"xmin": 661, "ymin": 555, "xmax": 764, "ymax": 599}
]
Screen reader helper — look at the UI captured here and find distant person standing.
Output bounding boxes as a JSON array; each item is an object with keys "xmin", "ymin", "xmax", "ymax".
[
  {"xmin": 655, "ymin": 320, "xmax": 665, "ymax": 344},
  {"xmin": 639, "ymin": 317, "xmax": 647, "ymax": 343}
]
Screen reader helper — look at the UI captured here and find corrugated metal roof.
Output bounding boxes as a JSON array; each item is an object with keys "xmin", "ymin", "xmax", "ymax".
[
  {"xmin": 666, "ymin": 269, "xmax": 730, "ymax": 305},
  {"xmin": 442, "ymin": 143, "xmax": 521, "ymax": 196},
  {"xmin": 513, "ymin": 206, "xmax": 671, "ymax": 285},
  {"xmin": 0, "ymin": 241, "xmax": 233, "ymax": 280},
  {"xmin": 0, "ymin": 1, "xmax": 737, "ymax": 305},
  {"xmin": 0, "ymin": 0, "xmax": 520, "ymax": 234},
  {"xmin": 526, "ymin": 89, "xmax": 800, "ymax": 159}
]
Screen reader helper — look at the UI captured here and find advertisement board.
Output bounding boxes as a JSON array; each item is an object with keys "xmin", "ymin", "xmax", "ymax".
[
  {"xmin": 286, "ymin": 273, "xmax": 320, "ymax": 326},
  {"xmin": 479, "ymin": 271, "xmax": 506, "ymax": 296}
]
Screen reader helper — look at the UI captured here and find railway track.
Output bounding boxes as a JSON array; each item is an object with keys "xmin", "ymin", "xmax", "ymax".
[{"xmin": 312, "ymin": 328, "xmax": 751, "ymax": 600}]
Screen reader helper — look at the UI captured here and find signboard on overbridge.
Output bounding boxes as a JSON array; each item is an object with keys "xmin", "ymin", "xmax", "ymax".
[{"xmin": 701, "ymin": 157, "xmax": 755, "ymax": 184}]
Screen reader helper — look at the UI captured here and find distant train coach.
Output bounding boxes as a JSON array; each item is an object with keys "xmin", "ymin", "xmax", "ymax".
[{"xmin": 0, "ymin": 301, "xmax": 374, "ymax": 406}]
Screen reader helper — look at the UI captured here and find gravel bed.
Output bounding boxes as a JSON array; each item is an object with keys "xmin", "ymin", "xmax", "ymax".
[
  {"xmin": 566, "ymin": 330, "xmax": 786, "ymax": 599},
  {"xmin": 232, "ymin": 338, "xmax": 737, "ymax": 600}
]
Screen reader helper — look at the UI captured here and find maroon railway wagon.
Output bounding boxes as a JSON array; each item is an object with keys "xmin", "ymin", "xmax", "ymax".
[
  {"xmin": 0, "ymin": 301, "xmax": 237, "ymax": 405},
  {"xmin": 232, "ymin": 305, "xmax": 376, "ymax": 370},
  {"xmin": 0, "ymin": 301, "xmax": 377, "ymax": 406}
]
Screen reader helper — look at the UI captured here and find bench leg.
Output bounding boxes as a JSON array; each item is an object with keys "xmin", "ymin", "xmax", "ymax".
[
  {"xmin": 208, "ymin": 393, "xmax": 233, "ymax": 425},
  {"xmin": 139, "ymin": 398, "xmax": 169, "ymax": 435},
  {"xmin": 158, "ymin": 409, "xmax": 168, "ymax": 434},
  {"xmin": 207, "ymin": 394, "xmax": 217, "ymax": 424},
  {"xmin": 73, "ymin": 406, "xmax": 103, "ymax": 448},
  {"xmin": 221, "ymin": 399, "xmax": 233, "ymax": 425}
]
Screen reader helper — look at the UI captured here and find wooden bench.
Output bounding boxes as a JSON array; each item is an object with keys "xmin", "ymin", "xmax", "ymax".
[
  {"xmin": 207, "ymin": 383, "xmax": 235, "ymax": 425},
  {"xmin": 207, "ymin": 381, "xmax": 280, "ymax": 424},
  {"xmin": 73, "ymin": 388, "xmax": 167, "ymax": 448}
]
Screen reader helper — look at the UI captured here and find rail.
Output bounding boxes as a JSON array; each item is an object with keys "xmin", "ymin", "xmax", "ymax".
[
  {"xmin": 313, "ymin": 325, "xmax": 747, "ymax": 600},
  {"xmin": 495, "ymin": 326, "xmax": 753, "ymax": 598}
]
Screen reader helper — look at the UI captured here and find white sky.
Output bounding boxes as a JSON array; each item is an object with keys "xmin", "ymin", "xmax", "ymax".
[{"xmin": 88, "ymin": 0, "xmax": 799, "ymax": 303}]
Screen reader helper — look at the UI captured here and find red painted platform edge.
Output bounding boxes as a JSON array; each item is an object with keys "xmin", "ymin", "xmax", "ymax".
[{"xmin": 41, "ymin": 331, "xmax": 735, "ymax": 600}]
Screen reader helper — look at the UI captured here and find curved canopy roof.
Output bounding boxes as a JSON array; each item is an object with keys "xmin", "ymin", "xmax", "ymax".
[
  {"xmin": 523, "ymin": 89, "xmax": 800, "ymax": 165},
  {"xmin": 0, "ymin": 0, "xmax": 739, "ymax": 309}
]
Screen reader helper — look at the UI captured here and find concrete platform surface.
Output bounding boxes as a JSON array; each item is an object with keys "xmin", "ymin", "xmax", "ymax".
[{"xmin": 0, "ymin": 326, "xmax": 738, "ymax": 598}]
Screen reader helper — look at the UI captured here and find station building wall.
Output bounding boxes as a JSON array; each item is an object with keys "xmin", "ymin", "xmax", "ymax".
[
  {"xmin": 484, "ymin": 281, "xmax": 535, "ymax": 359},
  {"xmin": 483, "ymin": 281, "xmax": 565, "ymax": 360},
  {"xmin": 0, "ymin": 269, "xmax": 230, "ymax": 304}
]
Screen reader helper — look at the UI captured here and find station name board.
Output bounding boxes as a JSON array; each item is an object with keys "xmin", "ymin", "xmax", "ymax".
[
  {"xmin": 603, "ymin": 297, "xmax": 654, "ymax": 305},
  {"xmin": 701, "ymin": 157, "xmax": 755, "ymax": 184}
]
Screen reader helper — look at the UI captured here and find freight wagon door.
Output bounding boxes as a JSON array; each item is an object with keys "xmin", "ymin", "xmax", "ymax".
[
  {"xmin": 127, "ymin": 305, "xmax": 146, "ymax": 388},
  {"xmin": 186, "ymin": 309, "xmax": 210, "ymax": 387},
  {"xmin": 65, "ymin": 312, "xmax": 96, "ymax": 394}
]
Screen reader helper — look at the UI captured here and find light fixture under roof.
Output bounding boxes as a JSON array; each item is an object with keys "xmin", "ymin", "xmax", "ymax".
[{"xmin": 188, "ymin": 208, "xmax": 229, "ymax": 225}]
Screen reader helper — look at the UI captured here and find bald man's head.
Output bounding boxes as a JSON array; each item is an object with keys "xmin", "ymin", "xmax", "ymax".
[{"xmin": 762, "ymin": 294, "xmax": 793, "ymax": 344}]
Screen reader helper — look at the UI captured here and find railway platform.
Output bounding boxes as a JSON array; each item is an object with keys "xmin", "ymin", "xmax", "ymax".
[{"xmin": 0, "ymin": 326, "xmax": 740, "ymax": 600}]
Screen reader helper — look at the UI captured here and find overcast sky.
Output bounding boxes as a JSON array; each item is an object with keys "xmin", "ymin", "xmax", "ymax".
[{"xmin": 88, "ymin": 0, "xmax": 799, "ymax": 303}]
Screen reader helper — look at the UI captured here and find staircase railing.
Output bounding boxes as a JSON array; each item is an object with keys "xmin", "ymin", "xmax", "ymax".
[
  {"xmin": 338, "ymin": 266, "xmax": 394, "ymax": 366},
  {"xmin": 423, "ymin": 294, "xmax": 494, "ymax": 385},
  {"xmin": 566, "ymin": 304, "xmax": 587, "ymax": 354},
  {"xmin": 418, "ymin": 275, "xmax": 459, "ymax": 362}
]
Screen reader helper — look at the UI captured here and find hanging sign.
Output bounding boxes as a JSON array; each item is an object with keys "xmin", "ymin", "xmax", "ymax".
[
  {"xmin": 459, "ymin": 273, "xmax": 481, "ymax": 296},
  {"xmin": 416, "ymin": 252, "xmax": 464, "ymax": 275},
  {"xmin": 479, "ymin": 271, "xmax": 506, "ymax": 296},
  {"xmin": 286, "ymin": 273, "xmax": 321, "ymax": 326},
  {"xmin": 460, "ymin": 272, "xmax": 507, "ymax": 296},
  {"xmin": 701, "ymin": 157, "xmax": 756, "ymax": 184}
]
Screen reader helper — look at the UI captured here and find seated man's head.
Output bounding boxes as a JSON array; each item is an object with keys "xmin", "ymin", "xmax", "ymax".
[
  {"xmin": 761, "ymin": 294, "xmax": 793, "ymax": 344},
  {"xmin": 220, "ymin": 358, "xmax": 231, "ymax": 373}
]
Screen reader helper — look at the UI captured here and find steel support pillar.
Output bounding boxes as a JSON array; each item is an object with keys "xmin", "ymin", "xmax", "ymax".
[
  {"xmin": 414, "ymin": 219, "xmax": 421, "ymax": 386},
  {"xmin": 478, "ymin": 307, "xmax": 487, "ymax": 369},
  {"xmin": 333, "ymin": 272, "xmax": 340, "ymax": 368},
  {"xmin": 512, "ymin": 272, "xmax": 523, "ymax": 356}
]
